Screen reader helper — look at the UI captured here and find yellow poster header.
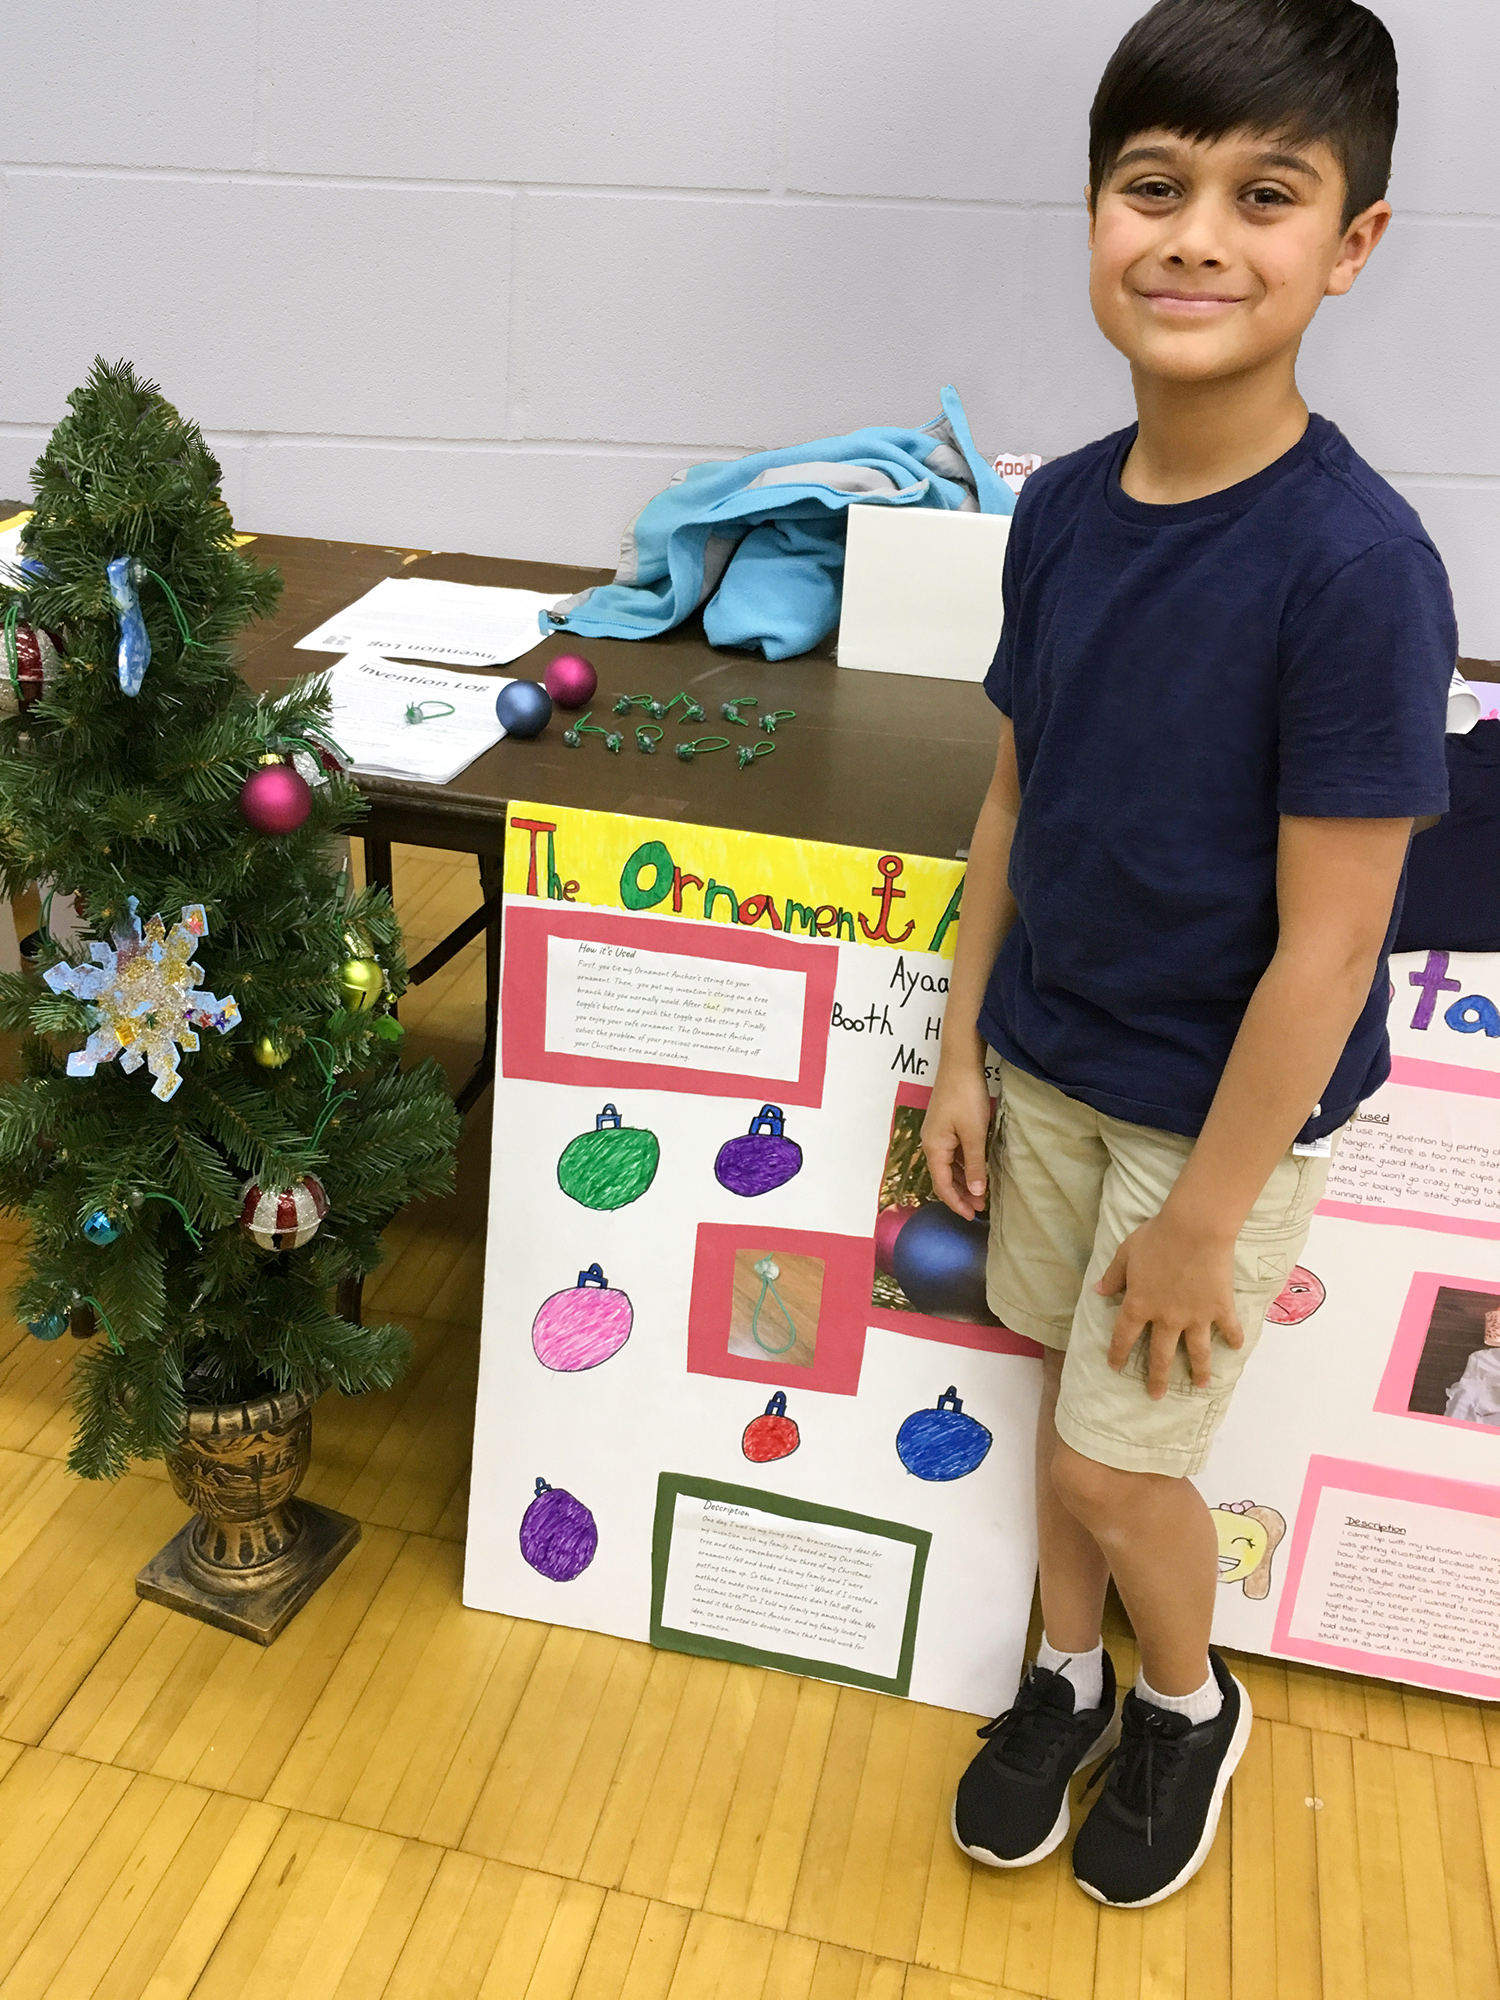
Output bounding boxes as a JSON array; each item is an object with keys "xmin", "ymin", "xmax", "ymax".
[{"xmin": 504, "ymin": 802, "xmax": 966, "ymax": 958}]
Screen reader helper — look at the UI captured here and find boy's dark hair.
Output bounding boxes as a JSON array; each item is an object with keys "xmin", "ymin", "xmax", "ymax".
[{"xmin": 1090, "ymin": 0, "xmax": 1398, "ymax": 229}]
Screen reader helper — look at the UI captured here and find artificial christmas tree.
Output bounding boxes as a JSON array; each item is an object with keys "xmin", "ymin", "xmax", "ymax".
[{"xmin": 0, "ymin": 359, "xmax": 458, "ymax": 1637}]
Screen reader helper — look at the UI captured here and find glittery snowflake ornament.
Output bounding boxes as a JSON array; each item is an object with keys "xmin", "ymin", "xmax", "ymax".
[{"xmin": 44, "ymin": 900, "xmax": 240, "ymax": 1101}]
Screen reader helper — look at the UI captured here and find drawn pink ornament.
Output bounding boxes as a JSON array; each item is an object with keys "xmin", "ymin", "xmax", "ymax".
[{"xmin": 531, "ymin": 1263, "xmax": 633, "ymax": 1371}]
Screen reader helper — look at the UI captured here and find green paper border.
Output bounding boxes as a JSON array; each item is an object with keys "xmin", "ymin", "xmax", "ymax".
[{"xmin": 649, "ymin": 1472, "xmax": 930, "ymax": 1696}]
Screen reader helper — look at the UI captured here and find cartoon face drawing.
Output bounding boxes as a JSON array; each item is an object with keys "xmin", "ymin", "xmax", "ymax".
[
  {"xmin": 1265, "ymin": 1265, "xmax": 1325, "ymax": 1325},
  {"xmin": 1210, "ymin": 1501, "xmax": 1287, "ymax": 1600}
]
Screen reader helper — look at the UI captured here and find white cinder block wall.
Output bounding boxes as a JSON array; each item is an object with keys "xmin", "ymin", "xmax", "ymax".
[{"xmin": 3, "ymin": 0, "xmax": 1497, "ymax": 652}]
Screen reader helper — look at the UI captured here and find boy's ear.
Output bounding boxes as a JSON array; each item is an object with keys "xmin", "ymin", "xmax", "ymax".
[
  {"xmin": 1325, "ymin": 200, "xmax": 1393, "ymax": 298},
  {"xmin": 1085, "ymin": 184, "xmax": 1095, "ymax": 246}
]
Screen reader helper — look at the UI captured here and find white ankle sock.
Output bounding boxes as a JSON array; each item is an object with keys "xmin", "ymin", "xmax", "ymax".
[
  {"xmin": 1036, "ymin": 1635, "xmax": 1104, "ymax": 1713},
  {"xmin": 1135, "ymin": 1665, "xmax": 1222, "ymax": 1725}
]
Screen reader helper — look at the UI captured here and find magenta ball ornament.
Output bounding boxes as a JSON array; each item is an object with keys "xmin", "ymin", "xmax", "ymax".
[
  {"xmin": 873, "ymin": 1204, "xmax": 916, "ymax": 1277},
  {"xmin": 494, "ymin": 679, "xmax": 553, "ymax": 739},
  {"xmin": 239, "ymin": 762, "xmax": 313, "ymax": 836},
  {"xmin": 543, "ymin": 653, "xmax": 598, "ymax": 710}
]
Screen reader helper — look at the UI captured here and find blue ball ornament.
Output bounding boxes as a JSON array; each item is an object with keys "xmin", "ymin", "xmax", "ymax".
[
  {"xmin": 82, "ymin": 1209, "xmax": 122, "ymax": 1247},
  {"xmin": 494, "ymin": 679, "xmax": 553, "ymax": 740},
  {"xmin": 27, "ymin": 1311, "xmax": 67, "ymax": 1342},
  {"xmin": 896, "ymin": 1386, "xmax": 993, "ymax": 1482},
  {"xmin": 889, "ymin": 1202, "xmax": 998, "ymax": 1324}
]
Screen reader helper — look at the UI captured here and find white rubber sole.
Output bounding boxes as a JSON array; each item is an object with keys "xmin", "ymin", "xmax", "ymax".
[
  {"xmin": 1074, "ymin": 1675, "xmax": 1253, "ymax": 1909},
  {"xmin": 951, "ymin": 1711, "xmax": 1122, "ymax": 1870}
]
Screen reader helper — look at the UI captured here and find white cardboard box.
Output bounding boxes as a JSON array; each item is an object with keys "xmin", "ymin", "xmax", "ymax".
[{"xmin": 837, "ymin": 505, "xmax": 1009, "ymax": 682}]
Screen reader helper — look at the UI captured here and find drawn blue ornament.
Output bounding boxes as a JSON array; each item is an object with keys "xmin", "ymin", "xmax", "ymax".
[
  {"xmin": 106, "ymin": 555, "xmax": 151, "ymax": 695},
  {"xmin": 896, "ymin": 1386, "xmax": 993, "ymax": 1482}
]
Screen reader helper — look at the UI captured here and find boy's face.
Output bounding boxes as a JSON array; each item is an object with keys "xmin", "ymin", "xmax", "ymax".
[{"xmin": 1088, "ymin": 128, "xmax": 1390, "ymax": 385}]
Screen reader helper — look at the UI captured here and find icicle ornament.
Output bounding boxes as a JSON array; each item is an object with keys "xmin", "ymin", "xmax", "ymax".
[{"xmin": 106, "ymin": 555, "xmax": 151, "ymax": 695}]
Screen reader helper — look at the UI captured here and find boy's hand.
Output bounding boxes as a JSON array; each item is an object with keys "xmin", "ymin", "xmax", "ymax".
[
  {"xmin": 920, "ymin": 1066, "xmax": 993, "ymax": 1220},
  {"xmin": 1095, "ymin": 1213, "xmax": 1243, "ymax": 1399}
]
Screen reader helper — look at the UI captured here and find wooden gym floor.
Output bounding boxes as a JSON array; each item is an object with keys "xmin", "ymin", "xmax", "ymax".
[{"xmin": 0, "ymin": 845, "xmax": 1498, "ymax": 2000}]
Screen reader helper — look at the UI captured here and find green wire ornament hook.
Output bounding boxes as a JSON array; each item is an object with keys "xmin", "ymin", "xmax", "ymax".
[
  {"xmin": 139, "ymin": 568, "xmax": 214, "ymax": 652},
  {"xmin": 404, "ymin": 700, "xmax": 455, "ymax": 724},
  {"xmin": 2, "ymin": 600, "xmax": 20, "ymax": 703},
  {"xmin": 674, "ymin": 734, "xmax": 732, "ymax": 763},
  {"xmin": 77, "ymin": 1294, "xmax": 123, "ymax": 1353},
  {"xmin": 720, "ymin": 697, "xmax": 759, "ymax": 726},
  {"xmin": 635, "ymin": 723, "xmax": 664, "ymax": 754},
  {"xmin": 749, "ymin": 1256, "xmax": 797, "ymax": 1354},
  {"xmin": 737, "ymin": 740, "xmax": 775, "ymax": 770},
  {"xmin": 759, "ymin": 709, "xmax": 796, "ymax": 733},
  {"xmin": 130, "ymin": 1190, "xmax": 203, "ymax": 1248}
]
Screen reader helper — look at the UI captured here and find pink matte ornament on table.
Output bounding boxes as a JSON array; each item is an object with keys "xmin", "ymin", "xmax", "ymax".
[
  {"xmin": 543, "ymin": 653, "xmax": 598, "ymax": 710},
  {"xmin": 239, "ymin": 760, "xmax": 313, "ymax": 835}
]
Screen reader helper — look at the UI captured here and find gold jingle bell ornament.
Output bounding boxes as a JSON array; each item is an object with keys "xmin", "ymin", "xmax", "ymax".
[{"xmin": 338, "ymin": 954, "xmax": 384, "ymax": 1013}]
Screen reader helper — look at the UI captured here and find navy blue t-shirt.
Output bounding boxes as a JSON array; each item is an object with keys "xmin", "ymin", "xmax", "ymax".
[{"xmin": 978, "ymin": 415, "xmax": 1456, "ymax": 1143}]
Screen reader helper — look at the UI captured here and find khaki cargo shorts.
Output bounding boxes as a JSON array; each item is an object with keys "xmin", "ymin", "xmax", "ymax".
[{"xmin": 986, "ymin": 1059, "xmax": 1335, "ymax": 1478}]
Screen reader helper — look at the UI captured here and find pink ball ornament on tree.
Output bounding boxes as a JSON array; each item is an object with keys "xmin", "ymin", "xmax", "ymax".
[
  {"xmin": 543, "ymin": 653, "xmax": 598, "ymax": 710},
  {"xmin": 240, "ymin": 759, "xmax": 312, "ymax": 836}
]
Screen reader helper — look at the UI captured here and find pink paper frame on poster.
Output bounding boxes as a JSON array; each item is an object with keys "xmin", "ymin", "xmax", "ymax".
[
  {"xmin": 1273, "ymin": 1454, "xmax": 1500, "ymax": 1700},
  {"xmin": 1373, "ymin": 1269, "xmax": 1500, "ymax": 1430}
]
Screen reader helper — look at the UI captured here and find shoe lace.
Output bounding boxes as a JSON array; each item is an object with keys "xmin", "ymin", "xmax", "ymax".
[
  {"xmin": 976, "ymin": 1667, "xmax": 1078, "ymax": 1779},
  {"xmin": 1083, "ymin": 1706, "xmax": 1191, "ymax": 1847}
]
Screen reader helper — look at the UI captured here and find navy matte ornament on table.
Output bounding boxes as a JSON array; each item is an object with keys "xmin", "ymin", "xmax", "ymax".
[
  {"xmin": 82, "ymin": 1208, "xmax": 121, "ymax": 1246},
  {"xmin": 896, "ymin": 1387, "xmax": 993, "ymax": 1481},
  {"xmin": 714, "ymin": 1105, "xmax": 802, "ymax": 1196},
  {"xmin": 889, "ymin": 1201, "xmax": 996, "ymax": 1323},
  {"xmin": 519, "ymin": 1477, "xmax": 598, "ymax": 1581},
  {"xmin": 495, "ymin": 679, "xmax": 553, "ymax": 739}
]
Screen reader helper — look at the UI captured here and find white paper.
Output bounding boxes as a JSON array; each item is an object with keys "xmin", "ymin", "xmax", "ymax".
[
  {"xmin": 837, "ymin": 506, "xmax": 1009, "ymax": 683},
  {"xmin": 1321, "ymin": 1086, "xmax": 1500, "ymax": 1226},
  {"xmin": 543, "ymin": 935, "xmax": 807, "ymax": 1076},
  {"xmin": 295, "ymin": 574, "xmax": 554, "ymax": 667},
  {"xmin": 320, "ymin": 651, "xmax": 509, "ymax": 782},
  {"xmin": 659, "ymin": 1493, "xmax": 916, "ymax": 1679},
  {"xmin": 1286, "ymin": 1486, "xmax": 1500, "ymax": 1676}
]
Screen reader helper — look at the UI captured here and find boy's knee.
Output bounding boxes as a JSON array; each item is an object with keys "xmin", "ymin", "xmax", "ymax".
[{"xmin": 1050, "ymin": 1441, "xmax": 1161, "ymax": 1535}]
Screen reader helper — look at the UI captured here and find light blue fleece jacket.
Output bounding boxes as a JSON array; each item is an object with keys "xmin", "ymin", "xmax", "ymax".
[{"xmin": 544, "ymin": 385, "xmax": 1011, "ymax": 661}]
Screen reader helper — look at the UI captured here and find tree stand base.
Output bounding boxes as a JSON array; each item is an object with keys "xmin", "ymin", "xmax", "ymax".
[{"xmin": 136, "ymin": 1499, "xmax": 361, "ymax": 1645}]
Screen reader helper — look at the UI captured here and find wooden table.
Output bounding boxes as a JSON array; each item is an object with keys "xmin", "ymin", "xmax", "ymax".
[{"xmin": 225, "ymin": 529, "xmax": 1004, "ymax": 1108}]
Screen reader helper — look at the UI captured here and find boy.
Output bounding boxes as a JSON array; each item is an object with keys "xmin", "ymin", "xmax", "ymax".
[{"xmin": 923, "ymin": 0, "xmax": 1454, "ymax": 1910}]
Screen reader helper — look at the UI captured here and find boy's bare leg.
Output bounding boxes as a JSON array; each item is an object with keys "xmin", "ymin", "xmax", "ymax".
[
  {"xmin": 1050, "ymin": 1440, "xmax": 1218, "ymax": 1696},
  {"xmin": 1035, "ymin": 1352, "xmax": 1111, "ymax": 1653}
]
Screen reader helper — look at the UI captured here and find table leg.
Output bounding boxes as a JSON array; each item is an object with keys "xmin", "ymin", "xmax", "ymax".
[
  {"xmin": 455, "ymin": 847, "xmax": 503, "ymax": 1116},
  {"xmin": 364, "ymin": 834, "xmax": 394, "ymax": 896}
]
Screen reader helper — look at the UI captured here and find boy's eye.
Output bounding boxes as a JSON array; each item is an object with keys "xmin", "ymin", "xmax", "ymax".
[
  {"xmin": 1127, "ymin": 178, "xmax": 1180, "ymax": 201},
  {"xmin": 1244, "ymin": 185, "xmax": 1293, "ymax": 207}
]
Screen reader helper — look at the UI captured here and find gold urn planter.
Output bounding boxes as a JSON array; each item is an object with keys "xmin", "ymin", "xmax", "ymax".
[{"xmin": 136, "ymin": 1383, "xmax": 359, "ymax": 1644}]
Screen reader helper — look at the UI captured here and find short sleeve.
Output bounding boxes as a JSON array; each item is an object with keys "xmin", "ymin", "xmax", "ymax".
[
  {"xmin": 1277, "ymin": 538, "xmax": 1456, "ymax": 817},
  {"xmin": 983, "ymin": 496, "xmax": 1026, "ymax": 717}
]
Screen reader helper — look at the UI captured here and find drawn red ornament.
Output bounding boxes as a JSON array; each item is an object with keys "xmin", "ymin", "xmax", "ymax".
[{"xmin": 741, "ymin": 1390, "xmax": 800, "ymax": 1462}]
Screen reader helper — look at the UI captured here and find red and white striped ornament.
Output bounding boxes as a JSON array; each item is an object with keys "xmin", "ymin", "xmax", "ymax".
[
  {"xmin": 0, "ymin": 624, "xmax": 64, "ymax": 717},
  {"xmin": 237, "ymin": 1174, "xmax": 329, "ymax": 1251}
]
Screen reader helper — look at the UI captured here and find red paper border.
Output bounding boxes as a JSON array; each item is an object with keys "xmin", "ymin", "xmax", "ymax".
[{"xmin": 501, "ymin": 903, "xmax": 837, "ymax": 1107}]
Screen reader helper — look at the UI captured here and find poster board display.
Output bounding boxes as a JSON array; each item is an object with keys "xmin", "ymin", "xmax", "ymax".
[
  {"xmin": 467, "ymin": 805, "xmax": 1500, "ymax": 1710},
  {"xmin": 465, "ymin": 804, "xmax": 1044, "ymax": 1715},
  {"xmin": 1203, "ymin": 948, "xmax": 1500, "ymax": 1699}
]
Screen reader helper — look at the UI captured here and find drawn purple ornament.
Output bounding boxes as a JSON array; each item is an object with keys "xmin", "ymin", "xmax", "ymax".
[
  {"xmin": 520, "ymin": 1477, "xmax": 598, "ymax": 1581},
  {"xmin": 714, "ymin": 1104, "xmax": 803, "ymax": 1197}
]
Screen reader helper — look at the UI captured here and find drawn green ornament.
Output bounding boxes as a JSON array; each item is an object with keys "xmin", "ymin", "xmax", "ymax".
[{"xmin": 557, "ymin": 1102, "xmax": 661, "ymax": 1210}]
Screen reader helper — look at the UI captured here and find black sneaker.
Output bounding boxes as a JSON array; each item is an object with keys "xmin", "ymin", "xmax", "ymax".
[
  {"xmin": 952, "ymin": 1652, "xmax": 1120, "ymax": 1868},
  {"xmin": 1071, "ymin": 1649, "xmax": 1251, "ymax": 1907}
]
